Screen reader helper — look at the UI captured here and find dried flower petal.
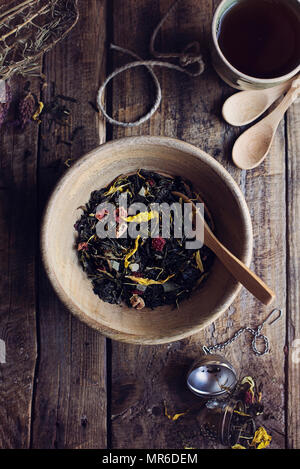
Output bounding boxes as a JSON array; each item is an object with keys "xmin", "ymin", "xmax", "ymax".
[
  {"xmin": 195, "ymin": 250, "xmax": 204, "ymax": 272},
  {"xmin": 77, "ymin": 242, "xmax": 88, "ymax": 251},
  {"xmin": 32, "ymin": 101, "xmax": 44, "ymax": 122},
  {"xmin": 249, "ymin": 426, "xmax": 272, "ymax": 449},
  {"xmin": 104, "ymin": 182, "xmax": 130, "ymax": 197},
  {"xmin": 125, "ymin": 210, "xmax": 159, "ymax": 224},
  {"xmin": 124, "ymin": 235, "xmax": 140, "ymax": 268},
  {"xmin": 95, "ymin": 208, "xmax": 109, "ymax": 220},
  {"xmin": 241, "ymin": 376, "xmax": 255, "ymax": 402},
  {"xmin": 164, "ymin": 404, "xmax": 187, "ymax": 421},
  {"xmin": 126, "ymin": 273, "xmax": 175, "ymax": 286}
]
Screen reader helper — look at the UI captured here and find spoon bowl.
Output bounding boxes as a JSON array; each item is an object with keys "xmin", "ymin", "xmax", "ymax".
[
  {"xmin": 222, "ymin": 80, "xmax": 292, "ymax": 127},
  {"xmin": 232, "ymin": 76, "xmax": 300, "ymax": 169},
  {"xmin": 233, "ymin": 123, "xmax": 275, "ymax": 170}
]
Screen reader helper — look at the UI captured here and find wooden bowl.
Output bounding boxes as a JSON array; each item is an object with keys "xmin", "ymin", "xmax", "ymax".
[{"xmin": 41, "ymin": 136, "xmax": 253, "ymax": 344}]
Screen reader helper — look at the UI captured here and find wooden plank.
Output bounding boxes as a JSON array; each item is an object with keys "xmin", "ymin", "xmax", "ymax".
[
  {"xmin": 30, "ymin": 0, "xmax": 108, "ymax": 449},
  {"xmin": 109, "ymin": 0, "xmax": 287, "ymax": 448},
  {"xmin": 286, "ymin": 101, "xmax": 300, "ymax": 449},
  {"xmin": 0, "ymin": 73, "xmax": 39, "ymax": 447}
]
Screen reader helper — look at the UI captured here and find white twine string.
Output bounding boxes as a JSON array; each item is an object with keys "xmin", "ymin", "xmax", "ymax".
[{"xmin": 97, "ymin": 0, "xmax": 205, "ymax": 127}]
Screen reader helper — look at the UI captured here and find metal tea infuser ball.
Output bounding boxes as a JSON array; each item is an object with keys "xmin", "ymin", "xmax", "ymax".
[
  {"xmin": 185, "ymin": 309, "xmax": 282, "ymax": 445},
  {"xmin": 186, "ymin": 308, "xmax": 282, "ymax": 399},
  {"xmin": 187, "ymin": 354, "xmax": 237, "ymax": 398}
]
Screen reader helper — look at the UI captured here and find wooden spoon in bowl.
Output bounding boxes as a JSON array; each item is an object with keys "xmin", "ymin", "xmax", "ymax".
[
  {"xmin": 172, "ymin": 191, "xmax": 275, "ymax": 305},
  {"xmin": 232, "ymin": 76, "xmax": 300, "ymax": 170}
]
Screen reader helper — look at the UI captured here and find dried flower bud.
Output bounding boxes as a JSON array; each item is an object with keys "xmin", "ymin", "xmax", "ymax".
[
  {"xmin": 18, "ymin": 92, "xmax": 35, "ymax": 129},
  {"xmin": 130, "ymin": 294, "xmax": 145, "ymax": 310},
  {"xmin": 0, "ymin": 81, "xmax": 12, "ymax": 128}
]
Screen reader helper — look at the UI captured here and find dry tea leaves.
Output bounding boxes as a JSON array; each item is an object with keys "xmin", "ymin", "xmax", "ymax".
[{"xmin": 74, "ymin": 170, "xmax": 215, "ymax": 309}]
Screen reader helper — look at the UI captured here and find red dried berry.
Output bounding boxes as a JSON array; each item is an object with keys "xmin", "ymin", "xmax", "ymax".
[{"xmin": 151, "ymin": 236, "xmax": 166, "ymax": 252}]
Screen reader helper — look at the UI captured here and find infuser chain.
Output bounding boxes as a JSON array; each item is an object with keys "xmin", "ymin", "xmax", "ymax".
[{"xmin": 202, "ymin": 309, "xmax": 282, "ymax": 356}]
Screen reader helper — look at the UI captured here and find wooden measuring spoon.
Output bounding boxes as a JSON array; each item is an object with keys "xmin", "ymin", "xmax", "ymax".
[
  {"xmin": 232, "ymin": 76, "xmax": 300, "ymax": 170},
  {"xmin": 172, "ymin": 191, "xmax": 275, "ymax": 305},
  {"xmin": 222, "ymin": 79, "xmax": 292, "ymax": 126}
]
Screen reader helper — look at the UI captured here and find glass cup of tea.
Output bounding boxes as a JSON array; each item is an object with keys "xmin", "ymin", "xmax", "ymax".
[{"xmin": 211, "ymin": 0, "xmax": 300, "ymax": 90}]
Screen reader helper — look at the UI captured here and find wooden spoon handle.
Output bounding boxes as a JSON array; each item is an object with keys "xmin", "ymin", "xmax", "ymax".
[
  {"xmin": 172, "ymin": 191, "xmax": 275, "ymax": 305},
  {"xmin": 207, "ymin": 237, "xmax": 275, "ymax": 306},
  {"xmin": 264, "ymin": 76, "xmax": 300, "ymax": 128}
]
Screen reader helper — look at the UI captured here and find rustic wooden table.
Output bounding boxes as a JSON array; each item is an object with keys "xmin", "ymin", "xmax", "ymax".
[{"xmin": 0, "ymin": 0, "xmax": 299, "ymax": 450}]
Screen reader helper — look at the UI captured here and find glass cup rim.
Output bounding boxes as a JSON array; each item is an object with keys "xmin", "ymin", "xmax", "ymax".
[{"xmin": 212, "ymin": 0, "xmax": 300, "ymax": 84}]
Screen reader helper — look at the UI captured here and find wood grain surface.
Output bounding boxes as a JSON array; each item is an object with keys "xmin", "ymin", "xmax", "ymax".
[
  {"xmin": 31, "ymin": 1, "xmax": 108, "ymax": 449},
  {"xmin": 109, "ymin": 0, "xmax": 287, "ymax": 449},
  {"xmin": 0, "ymin": 0, "xmax": 299, "ymax": 449},
  {"xmin": 286, "ymin": 98, "xmax": 300, "ymax": 448}
]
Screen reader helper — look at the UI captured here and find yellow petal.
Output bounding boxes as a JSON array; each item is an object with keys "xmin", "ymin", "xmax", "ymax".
[
  {"xmin": 125, "ymin": 210, "xmax": 159, "ymax": 223},
  {"xmin": 233, "ymin": 410, "xmax": 251, "ymax": 417},
  {"xmin": 250, "ymin": 426, "xmax": 272, "ymax": 449},
  {"xmin": 126, "ymin": 273, "xmax": 175, "ymax": 285},
  {"xmin": 137, "ymin": 169, "xmax": 146, "ymax": 179},
  {"xmin": 195, "ymin": 250, "xmax": 204, "ymax": 273},
  {"xmin": 231, "ymin": 444, "xmax": 246, "ymax": 450},
  {"xmin": 241, "ymin": 376, "xmax": 255, "ymax": 400},
  {"xmin": 124, "ymin": 235, "xmax": 140, "ymax": 268},
  {"xmin": 164, "ymin": 405, "xmax": 187, "ymax": 421},
  {"xmin": 195, "ymin": 272, "xmax": 208, "ymax": 288},
  {"xmin": 104, "ymin": 182, "xmax": 130, "ymax": 196},
  {"xmin": 86, "ymin": 234, "xmax": 96, "ymax": 244},
  {"xmin": 32, "ymin": 101, "xmax": 44, "ymax": 121},
  {"xmin": 241, "ymin": 376, "xmax": 255, "ymax": 391}
]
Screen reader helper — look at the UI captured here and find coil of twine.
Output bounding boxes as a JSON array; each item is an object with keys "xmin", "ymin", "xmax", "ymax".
[{"xmin": 97, "ymin": 0, "xmax": 205, "ymax": 127}]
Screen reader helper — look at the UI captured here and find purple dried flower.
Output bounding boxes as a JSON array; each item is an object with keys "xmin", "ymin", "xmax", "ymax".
[
  {"xmin": 0, "ymin": 82, "xmax": 12, "ymax": 128},
  {"xmin": 18, "ymin": 91, "xmax": 35, "ymax": 129}
]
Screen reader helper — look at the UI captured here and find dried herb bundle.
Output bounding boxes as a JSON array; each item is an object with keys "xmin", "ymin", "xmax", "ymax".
[
  {"xmin": 0, "ymin": 0, "xmax": 78, "ymax": 80},
  {"xmin": 74, "ymin": 170, "xmax": 215, "ymax": 310}
]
